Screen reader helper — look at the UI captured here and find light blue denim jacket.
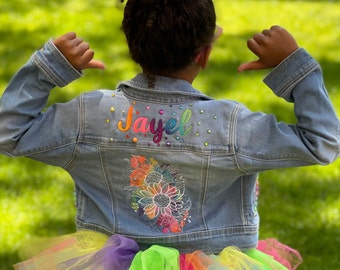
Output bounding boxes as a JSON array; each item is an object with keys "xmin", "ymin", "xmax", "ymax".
[{"xmin": 0, "ymin": 40, "xmax": 339, "ymax": 253}]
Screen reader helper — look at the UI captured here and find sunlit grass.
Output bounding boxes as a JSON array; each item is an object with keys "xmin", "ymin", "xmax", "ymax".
[
  {"xmin": 0, "ymin": 157, "xmax": 75, "ymax": 268},
  {"xmin": 0, "ymin": 1, "xmax": 339, "ymax": 269}
]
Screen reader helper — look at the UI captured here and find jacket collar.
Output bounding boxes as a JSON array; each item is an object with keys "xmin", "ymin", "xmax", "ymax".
[{"xmin": 117, "ymin": 73, "xmax": 213, "ymax": 103}]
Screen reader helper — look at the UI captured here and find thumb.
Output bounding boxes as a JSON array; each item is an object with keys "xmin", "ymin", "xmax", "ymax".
[
  {"xmin": 83, "ymin": 60, "xmax": 106, "ymax": 70},
  {"xmin": 237, "ymin": 60, "xmax": 267, "ymax": 72}
]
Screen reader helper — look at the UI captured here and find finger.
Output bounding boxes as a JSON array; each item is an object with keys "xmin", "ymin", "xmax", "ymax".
[
  {"xmin": 237, "ymin": 60, "xmax": 267, "ymax": 72},
  {"xmin": 80, "ymin": 50, "xmax": 105, "ymax": 70},
  {"xmin": 270, "ymin": 25, "xmax": 282, "ymax": 31},
  {"xmin": 71, "ymin": 37, "xmax": 83, "ymax": 47},
  {"xmin": 252, "ymin": 33, "xmax": 266, "ymax": 45},
  {"xmin": 76, "ymin": 42, "xmax": 90, "ymax": 55},
  {"xmin": 61, "ymin": 32, "xmax": 77, "ymax": 40},
  {"xmin": 81, "ymin": 49, "xmax": 95, "ymax": 64},
  {"xmin": 53, "ymin": 32, "xmax": 76, "ymax": 48},
  {"xmin": 237, "ymin": 63, "xmax": 248, "ymax": 72},
  {"xmin": 262, "ymin": 29, "xmax": 271, "ymax": 36},
  {"xmin": 85, "ymin": 59, "xmax": 106, "ymax": 70},
  {"xmin": 246, "ymin": 38, "xmax": 261, "ymax": 55}
]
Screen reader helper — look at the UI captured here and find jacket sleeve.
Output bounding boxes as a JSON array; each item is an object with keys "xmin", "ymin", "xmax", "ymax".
[
  {"xmin": 234, "ymin": 48, "xmax": 340, "ymax": 173},
  {"xmin": 0, "ymin": 39, "xmax": 82, "ymax": 159}
]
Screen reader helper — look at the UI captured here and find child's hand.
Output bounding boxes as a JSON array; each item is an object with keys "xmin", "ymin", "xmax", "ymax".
[
  {"xmin": 53, "ymin": 32, "xmax": 105, "ymax": 70},
  {"xmin": 238, "ymin": 26, "xmax": 298, "ymax": 72}
]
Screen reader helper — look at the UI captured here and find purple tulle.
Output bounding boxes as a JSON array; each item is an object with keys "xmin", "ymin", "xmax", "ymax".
[{"xmin": 58, "ymin": 234, "xmax": 139, "ymax": 269}]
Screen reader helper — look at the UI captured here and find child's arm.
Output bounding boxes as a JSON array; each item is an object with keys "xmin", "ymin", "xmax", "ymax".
[
  {"xmin": 235, "ymin": 26, "xmax": 340, "ymax": 167},
  {"xmin": 0, "ymin": 33, "xmax": 102, "ymax": 157}
]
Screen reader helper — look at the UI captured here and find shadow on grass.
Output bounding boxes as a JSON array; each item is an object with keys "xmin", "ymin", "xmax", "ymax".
[
  {"xmin": 27, "ymin": 215, "xmax": 76, "ymax": 237},
  {"xmin": 0, "ymin": 157, "xmax": 62, "ymax": 191},
  {"xmin": 0, "ymin": 221, "xmax": 75, "ymax": 270},
  {"xmin": 259, "ymin": 166, "xmax": 340, "ymax": 269},
  {"xmin": 319, "ymin": 58, "xmax": 340, "ymax": 95},
  {"xmin": 0, "ymin": 157, "xmax": 75, "ymax": 269},
  {"xmin": 0, "ymin": 28, "xmax": 49, "ymax": 83},
  {"xmin": 0, "ymin": 252, "xmax": 20, "ymax": 270}
]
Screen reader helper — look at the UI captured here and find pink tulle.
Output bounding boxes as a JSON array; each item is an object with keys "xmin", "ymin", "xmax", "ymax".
[{"xmin": 257, "ymin": 239, "xmax": 303, "ymax": 270}]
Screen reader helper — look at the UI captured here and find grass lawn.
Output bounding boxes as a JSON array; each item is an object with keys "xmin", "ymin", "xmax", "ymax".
[{"xmin": 0, "ymin": 1, "xmax": 339, "ymax": 269}]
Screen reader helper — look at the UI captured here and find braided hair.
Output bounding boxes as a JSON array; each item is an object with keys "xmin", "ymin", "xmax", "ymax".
[{"xmin": 121, "ymin": 0, "xmax": 216, "ymax": 75}]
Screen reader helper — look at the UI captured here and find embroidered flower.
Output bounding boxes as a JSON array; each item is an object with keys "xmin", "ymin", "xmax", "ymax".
[
  {"xmin": 129, "ymin": 155, "xmax": 152, "ymax": 186},
  {"xmin": 126, "ymin": 155, "xmax": 191, "ymax": 233}
]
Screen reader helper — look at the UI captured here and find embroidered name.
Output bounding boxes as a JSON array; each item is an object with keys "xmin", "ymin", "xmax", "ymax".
[
  {"xmin": 117, "ymin": 105, "xmax": 192, "ymax": 143},
  {"xmin": 106, "ymin": 97, "xmax": 218, "ymax": 146}
]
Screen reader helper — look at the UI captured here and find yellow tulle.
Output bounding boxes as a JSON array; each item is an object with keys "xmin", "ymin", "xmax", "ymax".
[
  {"xmin": 14, "ymin": 230, "xmax": 109, "ymax": 270},
  {"xmin": 212, "ymin": 246, "xmax": 264, "ymax": 269}
]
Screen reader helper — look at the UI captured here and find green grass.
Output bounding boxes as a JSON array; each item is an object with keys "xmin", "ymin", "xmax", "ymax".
[{"xmin": 0, "ymin": 1, "xmax": 339, "ymax": 269}]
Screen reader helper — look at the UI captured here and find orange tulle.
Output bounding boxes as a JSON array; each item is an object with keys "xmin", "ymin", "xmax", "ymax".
[{"xmin": 180, "ymin": 251, "xmax": 213, "ymax": 270}]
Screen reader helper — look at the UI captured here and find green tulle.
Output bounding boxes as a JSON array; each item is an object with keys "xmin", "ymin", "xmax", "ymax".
[
  {"xmin": 129, "ymin": 245, "xmax": 180, "ymax": 270},
  {"xmin": 245, "ymin": 248, "xmax": 288, "ymax": 270},
  {"xmin": 129, "ymin": 245, "xmax": 290, "ymax": 270}
]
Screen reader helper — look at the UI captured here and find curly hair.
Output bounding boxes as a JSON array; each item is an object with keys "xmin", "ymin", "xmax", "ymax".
[{"xmin": 121, "ymin": 0, "xmax": 216, "ymax": 75}]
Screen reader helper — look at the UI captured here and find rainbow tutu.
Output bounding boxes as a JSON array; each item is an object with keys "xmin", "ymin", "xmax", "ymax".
[{"xmin": 14, "ymin": 230, "xmax": 302, "ymax": 270}]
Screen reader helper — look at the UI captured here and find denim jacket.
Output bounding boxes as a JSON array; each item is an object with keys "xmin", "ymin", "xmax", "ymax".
[{"xmin": 0, "ymin": 40, "xmax": 339, "ymax": 253}]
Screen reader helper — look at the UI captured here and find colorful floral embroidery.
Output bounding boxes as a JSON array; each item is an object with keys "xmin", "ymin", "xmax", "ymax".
[{"xmin": 126, "ymin": 155, "xmax": 191, "ymax": 233}]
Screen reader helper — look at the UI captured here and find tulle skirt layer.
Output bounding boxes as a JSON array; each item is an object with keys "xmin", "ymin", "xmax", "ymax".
[{"xmin": 14, "ymin": 230, "xmax": 302, "ymax": 270}]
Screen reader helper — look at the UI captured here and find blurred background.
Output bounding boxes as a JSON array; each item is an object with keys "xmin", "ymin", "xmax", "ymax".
[{"xmin": 0, "ymin": 1, "xmax": 339, "ymax": 269}]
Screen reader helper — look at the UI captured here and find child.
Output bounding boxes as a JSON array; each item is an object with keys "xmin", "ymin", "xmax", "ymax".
[{"xmin": 1, "ymin": 0, "xmax": 339, "ymax": 269}]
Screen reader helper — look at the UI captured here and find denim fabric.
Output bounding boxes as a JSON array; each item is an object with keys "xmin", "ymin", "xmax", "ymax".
[{"xmin": 0, "ymin": 40, "xmax": 339, "ymax": 253}]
